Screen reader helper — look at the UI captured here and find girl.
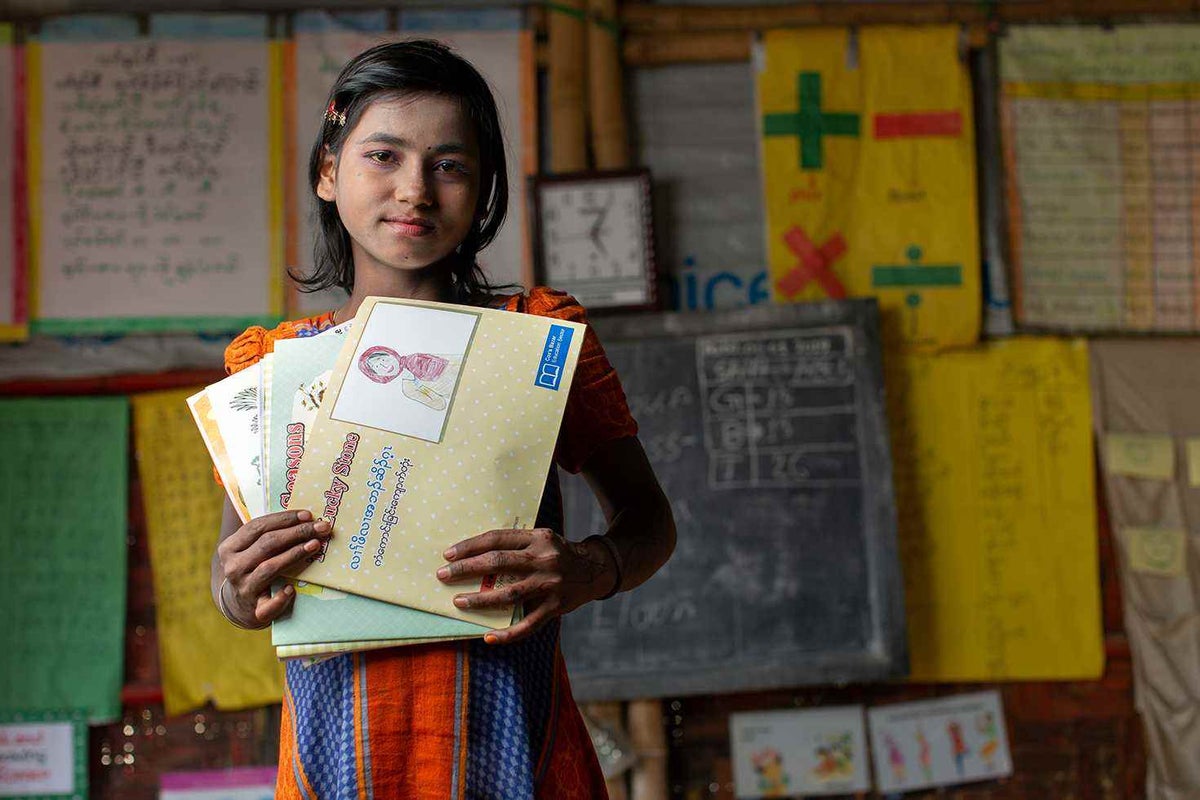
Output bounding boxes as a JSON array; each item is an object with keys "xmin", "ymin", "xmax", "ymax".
[{"xmin": 210, "ymin": 40, "xmax": 676, "ymax": 799}]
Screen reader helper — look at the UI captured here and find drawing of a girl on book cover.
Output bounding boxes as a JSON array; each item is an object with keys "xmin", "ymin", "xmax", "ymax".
[{"xmin": 357, "ymin": 345, "xmax": 464, "ymax": 411}]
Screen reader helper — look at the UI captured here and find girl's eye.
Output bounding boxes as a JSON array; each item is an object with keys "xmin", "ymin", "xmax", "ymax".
[
  {"xmin": 434, "ymin": 160, "xmax": 469, "ymax": 175},
  {"xmin": 367, "ymin": 151, "xmax": 394, "ymax": 164}
]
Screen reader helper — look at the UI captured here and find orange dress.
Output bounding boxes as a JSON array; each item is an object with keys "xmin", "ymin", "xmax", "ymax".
[{"xmin": 223, "ymin": 288, "xmax": 635, "ymax": 799}]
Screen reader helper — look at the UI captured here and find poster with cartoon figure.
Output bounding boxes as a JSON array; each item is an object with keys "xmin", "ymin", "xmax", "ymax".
[
  {"xmin": 730, "ymin": 706, "xmax": 870, "ymax": 798},
  {"xmin": 868, "ymin": 690, "xmax": 1012, "ymax": 793}
]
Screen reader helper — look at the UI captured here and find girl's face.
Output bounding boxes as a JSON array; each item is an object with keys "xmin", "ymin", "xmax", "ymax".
[{"xmin": 317, "ymin": 93, "xmax": 481, "ymax": 279}]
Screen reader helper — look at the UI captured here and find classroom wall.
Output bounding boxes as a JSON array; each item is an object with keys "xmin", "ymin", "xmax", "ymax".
[{"xmin": 1, "ymin": 4, "xmax": 1183, "ymax": 799}]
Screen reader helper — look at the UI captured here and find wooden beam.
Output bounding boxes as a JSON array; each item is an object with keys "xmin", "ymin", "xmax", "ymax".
[
  {"xmin": 622, "ymin": 1, "xmax": 1200, "ymax": 35},
  {"xmin": 624, "ymin": 31, "xmax": 754, "ymax": 66}
]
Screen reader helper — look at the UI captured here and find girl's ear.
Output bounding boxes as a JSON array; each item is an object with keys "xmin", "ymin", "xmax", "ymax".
[{"xmin": 316, "ymin": 146, "xmax": 338, "ymax": 202}]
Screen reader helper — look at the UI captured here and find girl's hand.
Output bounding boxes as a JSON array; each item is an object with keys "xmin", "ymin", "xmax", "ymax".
[
  {"xmin": 436, "ymin": 528, "xmax": 616, "ymax": 645},
  {"xmin": 216, "ymin": 509, "xmax": 332, "ymax": 629}
]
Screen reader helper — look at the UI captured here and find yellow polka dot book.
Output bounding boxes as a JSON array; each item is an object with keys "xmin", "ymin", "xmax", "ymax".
[{"xmin": 282, "ymin": 296, "xmax": 585, "ymax": 629}]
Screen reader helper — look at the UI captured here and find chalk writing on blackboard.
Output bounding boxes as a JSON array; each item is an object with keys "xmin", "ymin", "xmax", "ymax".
[{"xmin": 697, "ymin": 329, "xmax": 860, "ymax": 489}]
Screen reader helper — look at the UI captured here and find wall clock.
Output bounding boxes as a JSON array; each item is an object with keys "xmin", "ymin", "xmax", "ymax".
[{"xmin": 529, "ymin": 169, "xmax": 658, "ymax": 312}]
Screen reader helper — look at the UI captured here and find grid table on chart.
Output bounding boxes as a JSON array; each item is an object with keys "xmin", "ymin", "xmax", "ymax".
[
  {"xmin": 696, "ymin": 328, "xmax": 863, "ymax": 490},
  {"xmin": 1006, "ymin": 87, "xmax": 1200, "ymax": 332}
]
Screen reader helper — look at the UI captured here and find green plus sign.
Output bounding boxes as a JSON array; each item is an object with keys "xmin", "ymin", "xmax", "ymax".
[{"xmin": 763, "ymin": 72, "xmax": 860, "ymax": 171}]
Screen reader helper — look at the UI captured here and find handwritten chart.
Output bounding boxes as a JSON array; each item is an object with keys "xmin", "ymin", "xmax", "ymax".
[
  {"xmin": 0, "ymin": 24, "xmax": 26, "ymax": 341},
  {"xmin": 0, "ymin": 398, "xmax": 128, "ymax": 722},
  {"xmin": 289, "ymin": 12, "xmax": 534, "ymax": 314},
  {"xmin": 132, "ymin": 389, "xmax": 282, "ymax": 716},
  {"xmin": 1002, "ymin": 26, "xmax": 1200, "ymax": 332},
  {"xmin": 30, "ymin": 32, "xmax": 284, "ymax": 334},
  {"xmin": 889, "ymin": 338, "xmax": 1103, "ymax": 680},
  {"xmin": 0, "ymin": 710, "xmax": 88, "ymax": 799}
]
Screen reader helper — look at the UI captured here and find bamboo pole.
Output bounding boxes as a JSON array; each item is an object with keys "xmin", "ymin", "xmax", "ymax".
[
  {"xmin": 587, "ymin": 0, "xmax": 629, "ymax": 170},
  {"xmin": 548, "ymin": 0, "xmax": 589, "ymax": 172},
  {"xmin": 585, "ymin": 701, "xmax": 630, "ymax": 800},
  {"xmin": 628, "ymin": 699, "xmax": 668, "ymax": 800}
]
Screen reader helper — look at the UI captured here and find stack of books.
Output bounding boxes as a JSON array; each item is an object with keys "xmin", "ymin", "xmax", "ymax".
[{"xmin": 188, "ymin": 296, "xmax": 584, "ymax": 661}]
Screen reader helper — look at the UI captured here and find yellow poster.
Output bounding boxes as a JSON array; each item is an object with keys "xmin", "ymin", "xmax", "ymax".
[
  {"xmin": 890, "ymin": 339, "xmax": 1103, "ymax": 680},
  {"xmin": 758, "ymin": 26, "xmax": 980, "ymax": 351},
  {"xmin": 132, "ymin": 389, "xmax": 283, "ymax": 716}
]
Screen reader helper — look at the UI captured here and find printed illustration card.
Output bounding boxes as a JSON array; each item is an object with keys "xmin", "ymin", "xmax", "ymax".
[
  {"xmin": 284, "ymin": 296, "xmax": 584, "ymax": 627},
  {"xmin": 730, "ymin": 706, "xmax": 870, "ymax": 798},
  {"xmin": 258, "ymin": 354, "xmax": 275, "ymax": 517},
  {"xmin": 199, "ymin": 364, "xmax": 268, "ymax": 519},
  {"xmin": 867, "ymin": 691, "xmax": 1012, "ymax": 793},
  {"xmin": 186, "ymin": 390, "xmax": 252, "ymax": 523},
  {"xmin": 267, "ymin": 322, "xmax": 353, "ymax": 513}
]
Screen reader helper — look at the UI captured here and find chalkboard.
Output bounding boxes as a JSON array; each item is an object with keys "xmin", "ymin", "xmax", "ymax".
[{"xmin": 560, "ymin": 299, "xmax": 907, "ymax": 700}]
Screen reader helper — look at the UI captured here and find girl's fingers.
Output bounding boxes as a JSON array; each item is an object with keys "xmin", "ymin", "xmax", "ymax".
[
  {"xmin": 224, "ymin": 510, "xmax": 316, "ymax": 553},
  {"xmin": 253, "ymin": 584, "xmax": 296, "ymax": 625},
  {"xmin": 443, "ymin": 529, "xmax": 536, "ymax": 561},
  {"xmin": 451, "ymin": 577, "xmax": 537, "ymax": 611},
  {"xmin": 243, "ymin": 518, "xmax": 331, "ymax": 566},
  {"xmin": 437, "ymin": 548, "xmax": 534, "ymax": 583},
  {"xmin": 245, "ymin": 537, "xmax": 328, "ymax": 596},
  {"xmin": 484, "ymin": 604, "xmax": 553, "ymax": 646}
]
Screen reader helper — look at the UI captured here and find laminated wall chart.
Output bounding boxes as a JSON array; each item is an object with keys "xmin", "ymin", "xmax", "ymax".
[
  {"xmin": 132, "ymin": 389, "xmax": 283, "ymax": 716},
  {"xmin": 29, "ymin": 15, "xmax": 284, "ymax": 334},
  {"xmin": 1002, "ymin": 26, "xmax": 1200, "ymax": 332},
  {"xmin": 890, "ymin": 338, "xmax": 1104, "ymax": 681},
  {"xmin": 0, "ymin": 23, "xmax": 27, "ymax": 341},
  {"xmin": 289, "ymin": 10, "xmax": 535, "ymax": 315},
  {"xmin": 758, "ymin": 26, "xmax": 980, "ymax": 351}
]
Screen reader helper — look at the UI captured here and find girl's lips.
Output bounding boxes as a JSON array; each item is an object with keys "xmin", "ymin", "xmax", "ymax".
[{"xmin": 384, "ymin": 218, "xmax": 435, "ymax": 237}]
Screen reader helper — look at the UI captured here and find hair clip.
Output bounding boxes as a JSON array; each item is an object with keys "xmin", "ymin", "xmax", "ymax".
[{"xmin": 324, "ymin": 101, "xmax": 346, "ymax": 127}]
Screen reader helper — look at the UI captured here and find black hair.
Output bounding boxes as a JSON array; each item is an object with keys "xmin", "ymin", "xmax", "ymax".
[{"xmin": 292, "ymin": 39, "xmax": 510, "ymax": 303}]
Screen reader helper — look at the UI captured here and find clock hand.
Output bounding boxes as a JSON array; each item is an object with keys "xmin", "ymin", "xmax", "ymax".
[{"xmin": 588, "ymin": 203, "xmax": 611, "ymax": 249}]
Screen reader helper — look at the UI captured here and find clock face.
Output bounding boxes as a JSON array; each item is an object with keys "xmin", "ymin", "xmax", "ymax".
[{"xmin": 537, "ymin": 175, "xmax": 654, "ymax": 308}]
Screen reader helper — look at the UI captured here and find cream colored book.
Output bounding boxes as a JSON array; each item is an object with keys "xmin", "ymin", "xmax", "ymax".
[
  {"xmin": 284, "ymin": 296, "xmax": 584, "ymax": 628},
  {"xmin": 186, "ymin": 389, "xmax": 252, "ymax": 524}
]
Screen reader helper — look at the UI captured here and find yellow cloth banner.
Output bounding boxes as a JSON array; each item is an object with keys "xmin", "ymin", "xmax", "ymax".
[
  {"xmin": 758, "ymin": 26, "xmax": 980, "ymax": 351},
  {"xmin": 132, "ymin": 389, "xmax": 282, "ymax": 716},
  {"xmin": 889, "ymin": 339, "xmax": 1104, "ymax": 680}
]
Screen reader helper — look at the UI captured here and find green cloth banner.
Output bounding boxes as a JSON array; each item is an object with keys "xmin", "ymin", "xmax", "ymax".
[{"xmin": 0, "ymin": 398, "xmax": 129, "ymax": 723}]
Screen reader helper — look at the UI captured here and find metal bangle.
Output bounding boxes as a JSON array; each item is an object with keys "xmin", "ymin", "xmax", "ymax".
[
  {"xmin": 217, "ymin": 578, "xmax": 263, "ymax": 630},
  {"xmin": 585, "ymin": 534, "xmax": 624, "ymax": 601}
]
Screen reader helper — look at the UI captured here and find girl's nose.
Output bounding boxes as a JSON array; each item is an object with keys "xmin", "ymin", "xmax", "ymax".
[{"xmin": 395, "ymin": 163, "xmax": 433, "ymax": 207}]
